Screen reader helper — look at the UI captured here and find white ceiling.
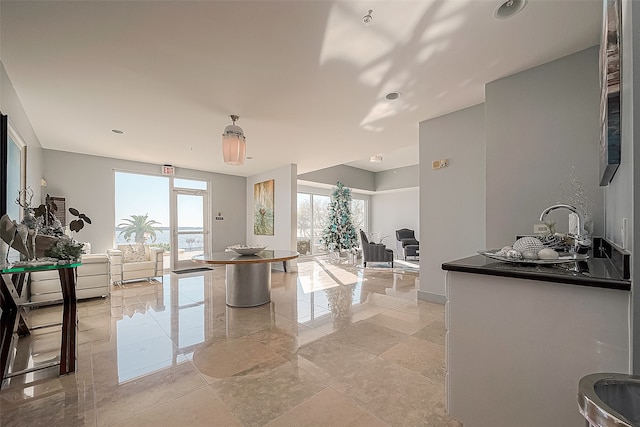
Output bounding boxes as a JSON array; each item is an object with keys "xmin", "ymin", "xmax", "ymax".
[{"xmin": 1, "ymin": 0, "xmax": 601, "ymax": 177}]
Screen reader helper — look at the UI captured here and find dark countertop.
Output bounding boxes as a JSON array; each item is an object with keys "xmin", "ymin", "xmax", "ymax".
[{"xmin": 442, "ymin": 254, "xmax": 630, "ymax": 291}]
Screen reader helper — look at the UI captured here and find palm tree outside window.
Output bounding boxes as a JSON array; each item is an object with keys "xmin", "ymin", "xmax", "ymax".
[{"xmin": 117, "ymin": 213, "xmax": 163, "ymax": 244}]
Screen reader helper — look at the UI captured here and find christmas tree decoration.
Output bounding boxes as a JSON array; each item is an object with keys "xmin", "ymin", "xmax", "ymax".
[{"xmin": 321, "ymin": 182, "xmax": 359, "ymax": 253}]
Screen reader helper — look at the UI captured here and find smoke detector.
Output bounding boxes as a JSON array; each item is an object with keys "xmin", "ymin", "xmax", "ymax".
[{"xmin": 494, "ymin": 0, "xmax": 527, "ymax": 19}]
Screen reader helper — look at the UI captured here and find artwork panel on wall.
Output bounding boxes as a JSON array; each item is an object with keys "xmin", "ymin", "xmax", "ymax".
[
  {"xmin": 1, "ymin": 113, "xmax": 7, "ymax": 218},
  {"xmin": 1, "ymin": 113, "xmax": 27, "ymax": 220},
  {"xmin": 598, "ymin": 0, "xmax": 622, "ymax": 186},
  {"xmin": 254, "ymin": 179, "xmax": 274, "ymax": 235}
]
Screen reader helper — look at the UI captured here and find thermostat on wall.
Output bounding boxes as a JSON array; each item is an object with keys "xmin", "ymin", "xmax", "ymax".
[{"xmin": 432, "ymin": 159, "xmax": 449, "ymax": 170}]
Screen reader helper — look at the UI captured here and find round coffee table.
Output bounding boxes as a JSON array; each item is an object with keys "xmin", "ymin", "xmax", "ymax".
[{"xmin": 192, "ymin": 250, "xmax": 298, "ymax": 307}]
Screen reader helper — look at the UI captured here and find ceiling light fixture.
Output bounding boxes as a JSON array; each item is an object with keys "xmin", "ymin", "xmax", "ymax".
[
  {"xmin": 370, "ymin": 154, "xmax": 383, "ymax": 163},
  {"xmin": 221, "ymin": 115, "xmax": 246, "ymax": 166},
  {"xmin": 494, "ymin": 0, "xmax": 527, "ymax": 20},
  {"xmin": 362, "ymin": 9, "xmax": 373, "ymax": 26}
]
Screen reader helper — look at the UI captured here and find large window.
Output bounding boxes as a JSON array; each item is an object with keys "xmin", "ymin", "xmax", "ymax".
[
  {"xmin": 351, "ymin": 199, "xmax": 366, "ymax": 234},
  {"xmin": 114, "ymin": 172, "xmax": 169, "ymax": 249},
  {"xmin": 297, "ymin": 191, "xmax": 368, "ymax": 255},
  {"xmin": 115, "ymin": 172, "xmax": 209, "ymax": 271},
  {"xmin": 297, "ymin": 193, "xmax": 329, "ymax": 255},
  {"xmin": 297, "ymin": 193, "xmax": 312, "ymax": 253}
]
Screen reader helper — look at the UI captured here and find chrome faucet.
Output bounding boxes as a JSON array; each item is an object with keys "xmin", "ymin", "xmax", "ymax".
[{"xmin": 539, "ymin": 204, "xmax": 591, "ymax": 253}]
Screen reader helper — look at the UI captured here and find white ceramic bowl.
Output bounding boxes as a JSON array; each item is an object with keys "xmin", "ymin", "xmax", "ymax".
[{"xmin": 227, "ymin": 244, "xmax": 268, "ymax": 256}]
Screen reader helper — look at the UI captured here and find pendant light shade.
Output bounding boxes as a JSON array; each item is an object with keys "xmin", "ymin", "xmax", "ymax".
[{"xmin": 222, "ymin": 115, "xmax": 246, "ymax": 166}]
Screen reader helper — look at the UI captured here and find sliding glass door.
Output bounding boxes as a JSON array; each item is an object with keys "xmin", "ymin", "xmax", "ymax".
[
  {"xmin": 296, "ymin": 193, "xmax": 330, "ymax": 255},
  {"xmin": 171, "ymin": 178, "xmax": 209, "ymax": 271},
  {"xmin": 297, "ymin": 191, "xmax": 368, "ymax": 255}
]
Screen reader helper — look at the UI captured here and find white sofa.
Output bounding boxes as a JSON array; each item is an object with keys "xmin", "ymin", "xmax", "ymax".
[
  {"xmin": 107, "ymin": 244, "xmax": 163, "ymax": 284},
  {"xmin": 29, "ymin": 253, "xmax": 110, "ymax": 303}
]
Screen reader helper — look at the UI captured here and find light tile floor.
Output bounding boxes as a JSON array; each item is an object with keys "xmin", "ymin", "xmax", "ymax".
[{"xmin": 0, "ymin": 257, "xmax": 462, "ymax": 426}]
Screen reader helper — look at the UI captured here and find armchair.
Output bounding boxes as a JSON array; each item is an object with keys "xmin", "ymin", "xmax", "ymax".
[
  {"xmin": 359, "ymin": 229, "xmax": 394, "ymax": 268},
  {"xmin": 107, "ymin": 244, "xmax": 164, "ymax": 284},
  {"xmin": 395, "ymin": 228, "xmax": 419, "ymax": 260}
]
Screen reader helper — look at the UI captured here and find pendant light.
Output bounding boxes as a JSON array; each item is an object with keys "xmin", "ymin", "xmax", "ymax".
[{"xmin": 221, "ymin": 115, "xmax": 246, "ymax": 166}]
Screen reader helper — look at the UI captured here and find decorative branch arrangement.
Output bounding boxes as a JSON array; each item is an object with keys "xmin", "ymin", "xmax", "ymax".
[{"xmin": 0, "ymin": 190, "xmax": 91, "ymax": 262}]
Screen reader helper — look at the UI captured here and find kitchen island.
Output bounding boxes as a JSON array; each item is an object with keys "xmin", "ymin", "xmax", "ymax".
[{"xmin": 442, "ymin": 240, "xmax": 630, "ymax": 427}]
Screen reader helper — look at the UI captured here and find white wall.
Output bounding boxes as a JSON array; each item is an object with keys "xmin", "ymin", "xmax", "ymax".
[
  {"xmin": 374, "ymin": 165, "xmax": 419, "ymax": 192},
  {"xmin": 43, "ymin": 149, "xmax": 246, "ymax": 254},
  {"xmin": 370, "ymin": 188, "xmax": 419, "ymax": 250},
  {"xmin": 298, "ymin": 164, "xmax": 375, "ymax": 192},
  {"xmin": 419, "ymin": 104, "xmax": 486, "ymax": 302},
  {"xmin": 485, "ymin": 47, "xmax": 604, "ymax": 248},
  {"xmin": 247, "ymin": 164, "xmax": 297, "ymax": 268}
]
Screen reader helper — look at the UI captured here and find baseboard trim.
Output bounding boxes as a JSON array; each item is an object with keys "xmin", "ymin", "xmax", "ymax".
[{"xmin": 417, "ymin": 290, "xmax": 446, "ymax": 305}]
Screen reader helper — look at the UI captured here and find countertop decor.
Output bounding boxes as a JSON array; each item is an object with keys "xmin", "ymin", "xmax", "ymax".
[
  {"xmin": 478, "ymin": 249, "xmax": 589, "ymax": 265},
  {"xmin": 444, "ymin": 238, "xmax": 630, "ymax": 291}
]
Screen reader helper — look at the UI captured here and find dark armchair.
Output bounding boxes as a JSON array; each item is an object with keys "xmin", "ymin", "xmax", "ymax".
[
  {"xmin": 396, "ymin": 228, "xmax": 419, "ymax": 260},
  {"xmin": 360, "ymin": 229, "xmax": 394, "ymax": 268}
]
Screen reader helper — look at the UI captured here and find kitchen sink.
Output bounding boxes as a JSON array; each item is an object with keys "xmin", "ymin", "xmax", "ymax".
[{"xmin": 578, "ymin": 373, "xmax": 640, "ymax": 426}]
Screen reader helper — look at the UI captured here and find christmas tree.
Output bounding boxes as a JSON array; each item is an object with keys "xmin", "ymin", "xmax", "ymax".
[{"xmin": 322, "ymin": 182, "xmax": 359, "ymax": 252}]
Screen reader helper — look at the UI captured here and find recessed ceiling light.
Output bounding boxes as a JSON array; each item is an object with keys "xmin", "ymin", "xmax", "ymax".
[
  {"xmin": 494, "ymin": 0, "xmax": 527, "ymax": 20},
  {"xmin": 385, "ymin": 91, "xmax": 402, "ymax": 100},
  {"xmin": 111, "ymin": 129, "xmax": 124, "ymax": 134},
  {"xmin": 369, "ymin": 154, "xmax": 383, "ymax": 163}
]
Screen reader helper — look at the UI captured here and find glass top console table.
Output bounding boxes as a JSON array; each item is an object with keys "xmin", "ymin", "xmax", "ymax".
[{"xmin": 0, "ymin": 260, "xmax": 81, "ymax": 389}]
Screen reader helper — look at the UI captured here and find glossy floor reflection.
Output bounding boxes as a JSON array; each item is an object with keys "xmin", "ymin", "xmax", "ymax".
[{"xmin": 0, "ymin": 257, "xmax": 461, "ymax": 426}]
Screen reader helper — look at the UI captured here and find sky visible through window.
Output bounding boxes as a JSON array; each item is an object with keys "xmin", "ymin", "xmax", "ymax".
[
  {"xmin": 115, "ymin": 172, "xmax": 170, "ymax": 227},
  {"xmin": 114, "ymin": 172, "xmax": 204, "ymax": 229}
]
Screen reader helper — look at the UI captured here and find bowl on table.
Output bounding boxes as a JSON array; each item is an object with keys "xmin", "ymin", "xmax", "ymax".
[{"xmin": 226, "ymin": 244, "xmax": 268, "ymax": 256}]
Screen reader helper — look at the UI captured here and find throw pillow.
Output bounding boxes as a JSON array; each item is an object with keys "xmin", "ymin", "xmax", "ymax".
[{"xmin": 123, "ymin": 245, "xmax": 148, "ymax": 263}]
